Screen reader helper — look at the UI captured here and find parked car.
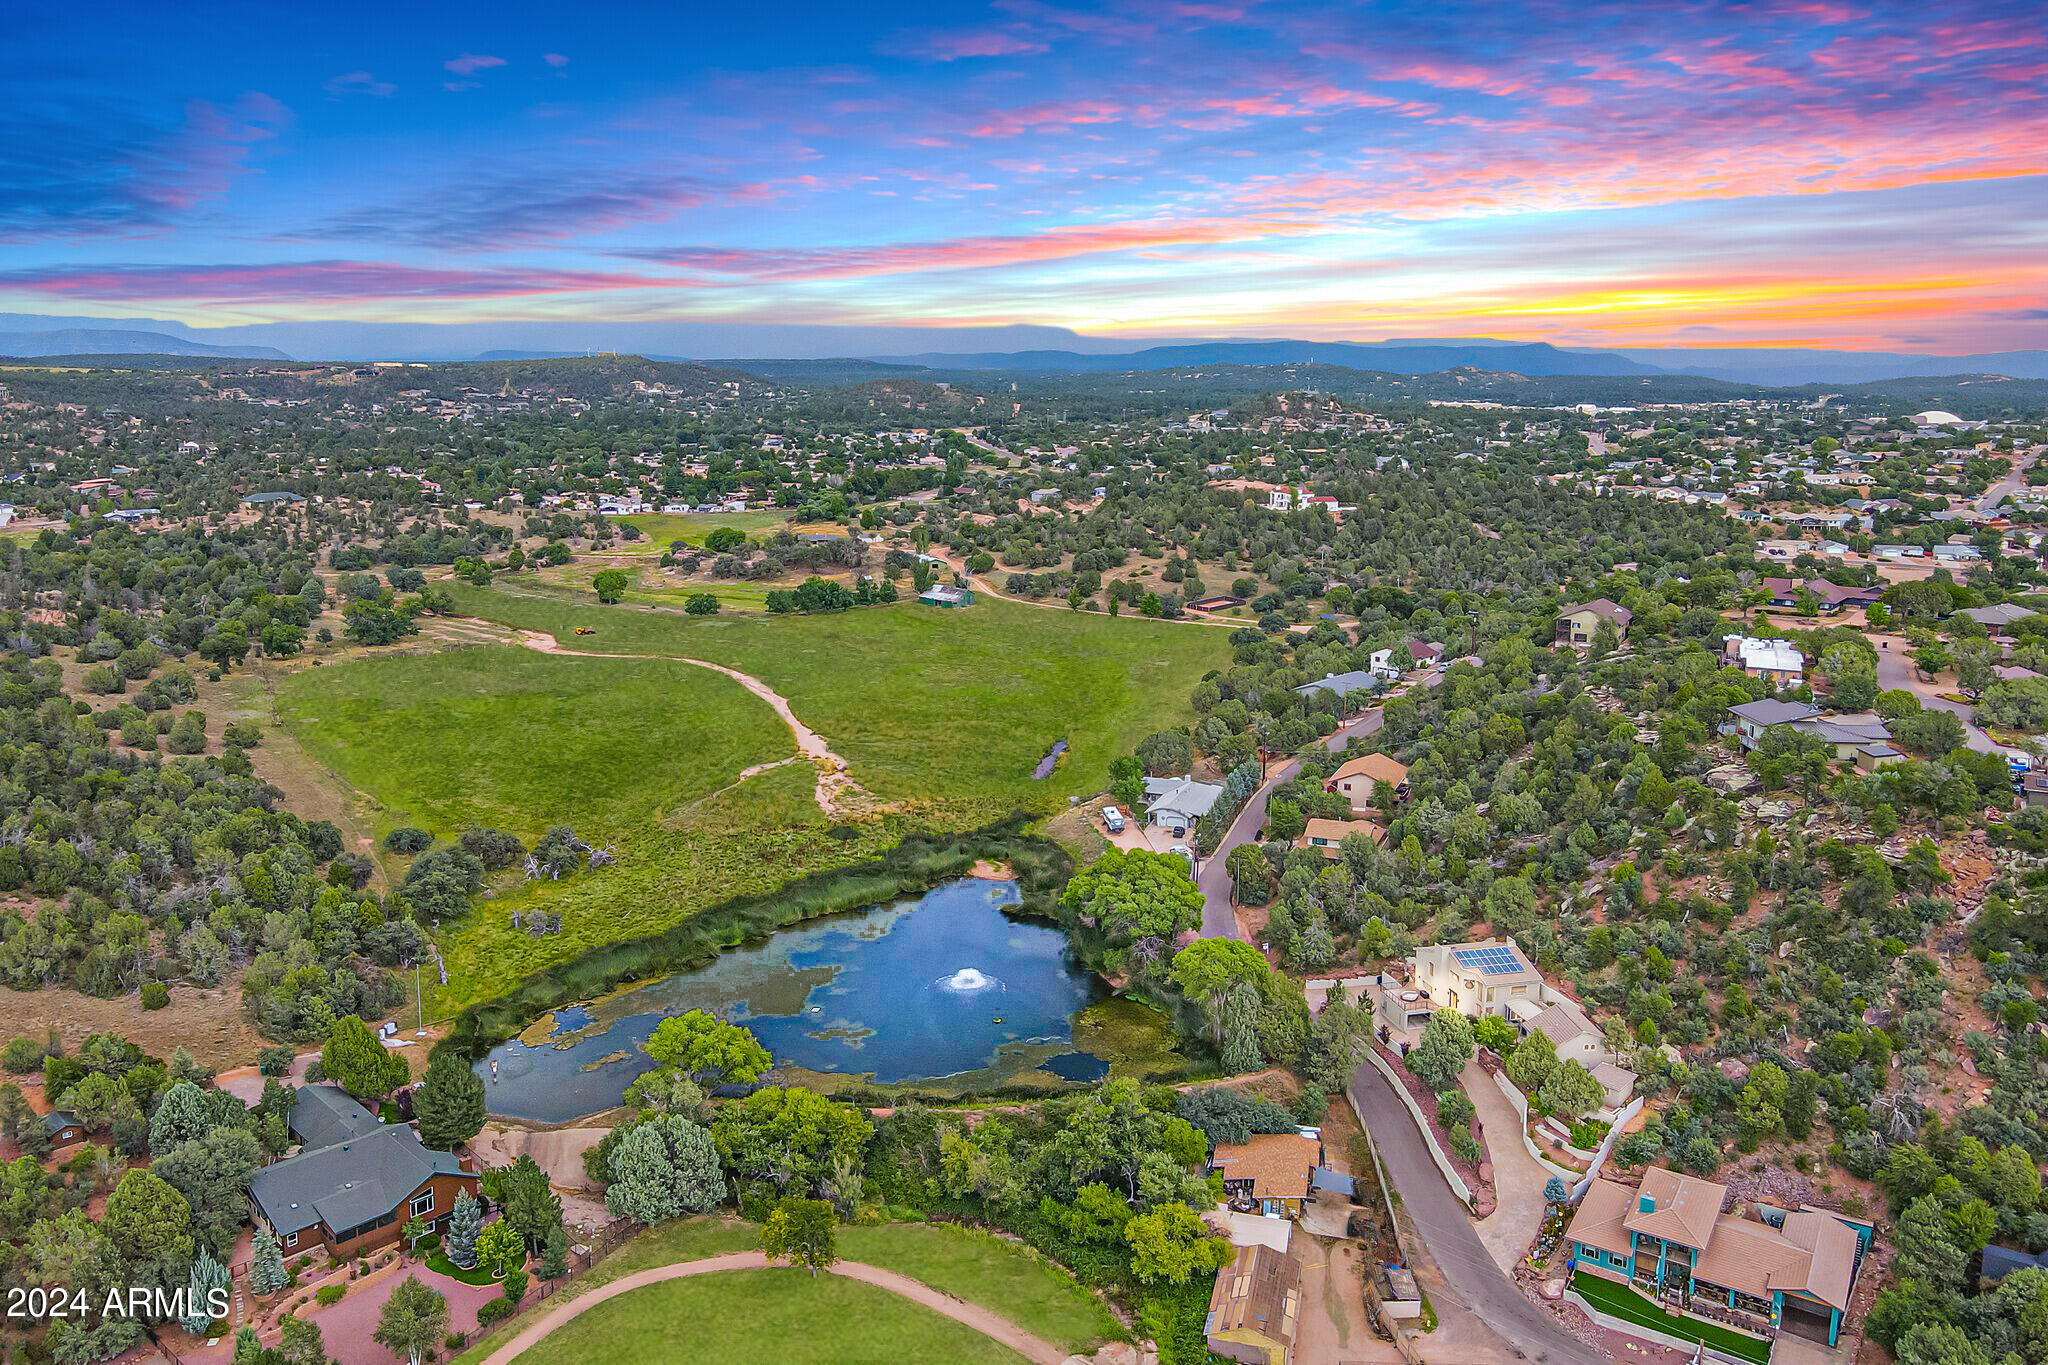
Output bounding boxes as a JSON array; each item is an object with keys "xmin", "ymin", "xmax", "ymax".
[{"xmin": 1101, "ymin": 805, "xmax": 1126, "ymax": 833}]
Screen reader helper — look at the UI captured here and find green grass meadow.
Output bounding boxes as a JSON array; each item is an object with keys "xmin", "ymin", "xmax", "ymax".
[
  {"xmin": 440, "ymin": 582, "xmax": 1229, "ymax": 822},
  {"xmin": 274, "ymin": 646, "xmax": 912, "ymax": 1013},
  {"xmin": 272, "ymin": 586, "xmax": 1223, "ymax": 1015},
  {"xmin": 613, "ymin": 509, "xmax": 787, "ymax": 550}
]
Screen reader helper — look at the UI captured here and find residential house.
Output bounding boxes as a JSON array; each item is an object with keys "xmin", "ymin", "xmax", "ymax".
[
  {"xmin": 1726, "ymin": 700, "xmax": 1901, "ymax": 767},
  {"xmin": 1210, "ymin": 1131, "xmax": 1323, "ymax": 1219},
  {"xmin": 1375, "ymin": 939, "xmax": 1636, "ymax": 1112},
  {"xmin": 1981, "ymin": 1245, "xmax": 2048, "ymax": 1289},
  {"xmin": 1141, "ymin": 776, "xmax": 1225, "ymax": 838},
  {"xmin": 1759, "ymin": 578, "xmax": 1882, "ymax": 613},
  {"xmin": 1204, "ymin": 1242, "xmax": 1303, "ymax": 1365},
  {"xmin": 1325, "ymin": 754, "xmax": 1408, "ymax": 814},
  {"xmin": 1292, "ymin": 670, "xmax": 1381, "ymax": 702},
  {"xmin": 1566, "ymin": 1167, "xmax": 1868, "ymax": 1347},
  {"xmin": 1962, "ymin": 602, "xmax": 2034, "ymax": 636},
  {"xmin": 1722, "ymin": 634, "xmax": 1806, "ymax": 685},
  {"xmin": 248, "ymin": 1086, "xmax": 478, "ymax": 1259},
  {"xmin": 1556, "ymin": 599, "xmax": 1632, "ymax": 648},
  {"xmin": 1294, "ymin": 817, "xmax": 1386, "ymax": 859}
]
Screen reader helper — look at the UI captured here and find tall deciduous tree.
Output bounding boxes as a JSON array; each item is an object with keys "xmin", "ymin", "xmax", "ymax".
[
  {"xmin": 642, "ymin": 1011, "xmax": 772, "ymax": 1087},
  {"xmin": 760, "ymin": 1197, "xmax": 837, "ymax": 1277},
  {"xmin": 372, "ymin": 1277, "xmax": 448, "ymax": 1365}
]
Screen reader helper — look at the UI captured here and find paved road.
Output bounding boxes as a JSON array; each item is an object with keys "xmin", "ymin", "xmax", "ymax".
[
  {"xmin": 1349, "ymin": 1061, "xmax": 1595, "ymax": 1364},
  {"xmin": 1196, "ymin": 673, "xmax": 1438, "ymax": 939},
  {"xmin": 1977, "ymin": 446, "xmax": 2041, "ymax": 514},
  {"xmin": 1873, "ymin": 637, "xmax": 2004, "ymax": 756}
]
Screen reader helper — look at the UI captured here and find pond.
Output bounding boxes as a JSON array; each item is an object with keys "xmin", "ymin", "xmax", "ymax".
[{"xmin": 476, "ymin": 877, "xmax": 1110, "ymax": 1122}]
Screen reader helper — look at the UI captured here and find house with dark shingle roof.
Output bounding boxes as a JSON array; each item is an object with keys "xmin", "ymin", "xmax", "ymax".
[{"xmin": 248, "ymin": 1086, "xmax": 476, "ymax": 1259}]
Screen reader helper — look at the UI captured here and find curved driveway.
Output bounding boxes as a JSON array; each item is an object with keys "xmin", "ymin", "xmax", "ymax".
[{"xmin": 1873, "ymin": 638, "xmax": 2002, "ymax": 755}]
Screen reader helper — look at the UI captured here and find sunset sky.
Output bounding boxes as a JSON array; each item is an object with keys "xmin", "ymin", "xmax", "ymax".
[{"xmin": 4, "ymin": 0, "xmax": 2045, "ymax": 352}]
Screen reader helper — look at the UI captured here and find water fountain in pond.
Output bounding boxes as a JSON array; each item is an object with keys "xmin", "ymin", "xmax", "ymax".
[{"xmin": 941, "ymin": 967, "xmax": 996, "ymax": 991}]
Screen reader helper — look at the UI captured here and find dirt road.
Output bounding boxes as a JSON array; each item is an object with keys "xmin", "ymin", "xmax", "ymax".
[{"xmin": 507, "ymin": 627, "xmax": 870, "ymax": 817}]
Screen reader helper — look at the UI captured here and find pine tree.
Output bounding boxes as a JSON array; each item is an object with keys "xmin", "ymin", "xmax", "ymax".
[
  {"xmin": 414, "ymin": 1049, "xmax": 485, "ymax": 1151},
  {"xmin": 250, "ymin": 1228, "xmax": 288, "ymax": 1295},
  {"xmin": 445, "ymin": 1190, "xmax": 482, "ymax": 1270},
  {"xmin": 181, "ymin": 1248, "xmax": 229, "ymax": 1332}
]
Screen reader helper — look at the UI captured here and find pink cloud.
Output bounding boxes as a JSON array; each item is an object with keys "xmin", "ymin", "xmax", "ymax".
[
  {"xmin": 0, "ymin": 260, "xmax": 699, "ymax": 303},
  {"xmin": 621, "ymin": 217, "xmax": 1302, "ymax": 280},
  {"xmin": 443, "ymin": 53, "xmax": 507, "ymax": 76},
  {"xmin": 543, "ymin": 52, "xmax": 570, "ymax": 68},
  {"xmin": 127, "ymin": 93, "xmax": 294, "ymax": 213},
  {"xmin": 902, "ymin": 29, "xmax": 1048, "ymax": 61},
  {"xmin": 323, "ymin": 71, "xmax": 394, "ymax": 99}
]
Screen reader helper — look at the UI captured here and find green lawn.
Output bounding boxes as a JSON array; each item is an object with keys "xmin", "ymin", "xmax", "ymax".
[
  {"xmin": 838, "ymin": 1223, "xmax": 1121, "ymax": 1353},
  {"xmin": 1570, "ymin": 1271, "xmax": 1772, "ymax": 1364},
  {"xmin": 508, "ymin": 1268, "xmax": 1026, "ymax": 1365},
  {"xmin": 273, "ymin": 646, "xmax": 912, "ymax": 1013},
  {"xmin": 614, "ymin": 510, "xmax": 788, "ymax": 551},
  {"xmin": 440, "ymin": 583, "xmax": 1229, "ymax": 824},
  {"xmin": 456, "ymin": 1218, "xmax": 1116, "ymax": 1365}
]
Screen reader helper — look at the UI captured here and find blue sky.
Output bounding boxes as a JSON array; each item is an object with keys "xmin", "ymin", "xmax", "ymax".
[{"xmin": 3, "ymin": 0, "xmax": 2044, "ymax": 350}]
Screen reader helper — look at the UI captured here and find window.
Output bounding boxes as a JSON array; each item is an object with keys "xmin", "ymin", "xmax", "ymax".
[
  {"xmin": 410, "ymin": 1192, "xmax": 434, "ymax": 1219},
  {"xmin": 284, "ymin": 1232, "xmax": 298, "ymax": 1248}
]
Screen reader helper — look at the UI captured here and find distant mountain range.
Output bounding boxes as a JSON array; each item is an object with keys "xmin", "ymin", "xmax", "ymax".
[
  {"xmin": 0, "ymin": 326, "xmax": 288, "ymax": 360},
  {"xmin": 882, "ymin": 339, "xmax": 1664, "ymax": 377},
  {"xmin": 0, "ymin": 311, "xmax": 2041, "ymax": 385}
]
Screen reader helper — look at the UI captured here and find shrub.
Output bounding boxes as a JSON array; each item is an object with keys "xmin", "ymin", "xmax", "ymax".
[
  {"xmin": 4, "ymin": 1035, "xmax": 48, "ymax": 1072},
  {"xmin": 475, "ymin": 1298, "xmax": 516, "ymax": 1327},
  {"xmin": 385, "ymin": 827, "xmax": 433, "ymax": 854},
  {"xmin": 1448, "ymin": 1125, "xmax": 1484, "ymax": 1164},
  {"xmin": 140, "ymin": 982, "xmax": 171, "ymax": 1010},
  {"xmin": 315, "ymin": 1285, "xmax": 345, "ymax": 1307},
  {"xmin": 1434, "ymin": 1089, "xmax": 1475, "ymax": 1129},
  {"xmin": 258, "ymin": 1046, "xmax": 297, "ymax": 1077}
]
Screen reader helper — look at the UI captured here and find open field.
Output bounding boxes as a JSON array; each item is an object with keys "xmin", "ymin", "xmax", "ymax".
[
  {"xmin": 440, "ymin": 583, "xmax": 1229, "ymax": 823},
  {"xmin": 613, "ymin": 510, "xmax": 787, "ymax": 550},
  {"xmin": 274, "ymin": 645, "xmax": 791, "ymax": 838},
  {"xmin": 506, "ymin": 1268, "xmax": 1027, "ymax": 1365},
  {"xmin": 454, "ymin": 1217, "xmax": 1116, "ymax": 1365},
  {"xmin": 272, "ymin": 645, "xmax": 913, "ymax": 1013}
]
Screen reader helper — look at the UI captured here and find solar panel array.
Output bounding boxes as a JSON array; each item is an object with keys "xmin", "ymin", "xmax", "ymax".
[{"xmin": 1452, "ymin": 946, "xmax": 1526, "ymax": 976}]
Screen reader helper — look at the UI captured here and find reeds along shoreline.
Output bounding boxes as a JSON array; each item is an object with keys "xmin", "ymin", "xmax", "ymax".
[{"xmin": 436, "ymin": 815, "xmax": 1073, "ymax": 1066}]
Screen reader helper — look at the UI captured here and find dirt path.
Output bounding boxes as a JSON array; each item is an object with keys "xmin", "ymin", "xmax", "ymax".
[
  {"xmin": 476, "ymin": 1251, "xmax": 1065, "ymax": 1365},
  {"xmin": 510, "ymin": 628, "xmax": 871, "ymax": 818}
]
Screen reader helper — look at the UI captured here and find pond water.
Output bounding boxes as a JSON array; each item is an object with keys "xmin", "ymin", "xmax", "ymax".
[
  {"xmin": 1031, "ymin": 739, "xmax": 1068, "ymax": 779},
  {"xmin": 476, "ymin": 878, "xmax": 1108, "ymax": 1122}
]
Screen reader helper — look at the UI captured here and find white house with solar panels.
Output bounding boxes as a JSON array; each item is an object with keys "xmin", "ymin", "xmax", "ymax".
[{"xmin": 1375, "ymin": 937, "xmax": 1637, "ymax": 1113}]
